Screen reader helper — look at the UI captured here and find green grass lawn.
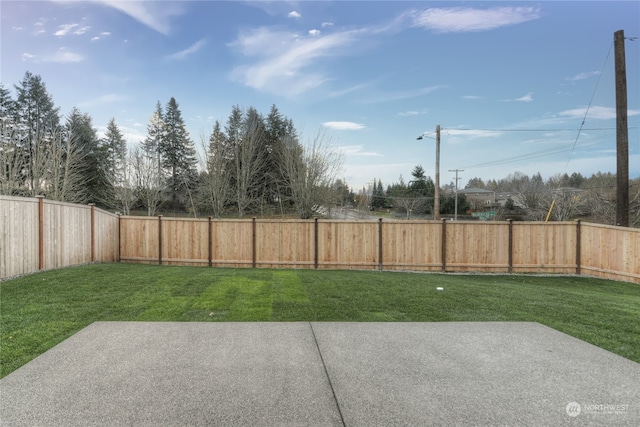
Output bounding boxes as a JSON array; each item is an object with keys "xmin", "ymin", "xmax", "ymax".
[{"xmin": 1, "ymin": 263, "xmax": 639, "ymax": 378}]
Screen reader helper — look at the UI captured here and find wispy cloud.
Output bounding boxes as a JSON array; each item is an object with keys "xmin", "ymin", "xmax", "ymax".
[
  {"xmin": 463, "ymin": 95, "xmax": 483, "ymax": 100},
  {"xmin": 91, "ymin": 31, "xmax": 111, "ymax": 42},
  {"xmin": 362, "ymin": 85, "xmax": 446, "ymax": 104},
  {"xmin": 78, "ymin": 93, "xmax": 126, "ymax": 108},
  {"xmin": 21, "ymin": 48, "xmax": 84, "ymax": 63},
  {"xmin": 559, "ymin": 105, "xmax": 640, "ymax": 120},
  {"xmin": 55, "ymin": 23, "xmax": 91, "ymax": 36},
  {"xmin": 339, "ymin": 145, "xmax": 383, "ymax": 157},
  {"xmin": 398, "ymin": 109, "xmax": 428, "ymax": 117},
  {"xmin": 502, "ymin": 92, "xmax": 533, "ymax": 103},
  {"xmin": 230, "ymin": 27, "xmax": 358, "ymax": 97},
  {"xmin": 166, "ymin": 39, "xmax": 207, "ymax": 61},
  {"xmin": 323, "ymin": 122, "xmax": 366, "ymax": 131},
  {"xmin": 566, "ymin": 71, "xmax": 600, "ymax": 82},
  {"xmin": 410, "ymin": 6, "xmax": 541, "ymax": 33},
  {"xmin": 46, "ymin": 48, "xmax": 84, "ymax": 63},
  {"xmin": 86, "ymin": 0, "xmax": 184, "ymax": 35},
  {"xmin": 55, "ymin": 23, "xmax": 78, "ymax": 36}
]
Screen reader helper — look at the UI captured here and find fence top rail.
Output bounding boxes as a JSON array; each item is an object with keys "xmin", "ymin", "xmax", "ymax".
[
  {"xmin": 582, "ymin": 222, "xmax": 640, "ymax": 233},
  {"xmin": 0, "ymin": 195, "xmax": 40, "ymax": 204}
]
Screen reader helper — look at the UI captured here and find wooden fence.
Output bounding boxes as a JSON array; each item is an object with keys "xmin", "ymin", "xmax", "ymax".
[
  {"xmin": 118, "ymin": 216, "xmax": 640, "ymax": 284},
  {"xmin": 1, "ymin": 196, "xmax": 638, "ymax": 284},
  {"xmin": 0, "ymin": 195, "xmax": 119, "ymax": 280}
]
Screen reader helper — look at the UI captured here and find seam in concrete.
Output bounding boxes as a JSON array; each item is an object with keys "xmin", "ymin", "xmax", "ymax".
[{"xmin": 309, "ymin": 322, "xmax": 346, "ymax": 427}]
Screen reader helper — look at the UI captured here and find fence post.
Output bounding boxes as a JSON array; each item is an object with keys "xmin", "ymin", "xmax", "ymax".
[
  {"xmin": 158, "ymin": 215, "xmax": 163, "ymax": 265},
  {"xmin": 378, "ymin": 218, "xmax": 383, "ymax": 271},
  {"xmin": 314, "ymin": 218, "xmax": 319, "ymax": 269},
  {"xmin": 117, "ymin": 214, "xmax": 121, "ymax": 263},
  {"xmin": 208, "ymin": 216, "xmax": 213, "ymax": 267},
  {"xmin": 89, "ymin": 203, "xmax": 95, "ymax": 263},
  {"xmin": 508, "ymin": 219, "xmax": 513, "ymax": 273},
  {"xmin": 576, "ymin": 220, "xmax": 581, "ymax": 275},
  {"xmin": 441, "ymin": 219, "xmax": 447, "ymax": 272},
  {"xmin": 252, "ymin": 217, "xmax": 257, "ymax": 268},
  {"xmin": 37, "ymin": 195, "xmax": 44, "ymax": 270}
]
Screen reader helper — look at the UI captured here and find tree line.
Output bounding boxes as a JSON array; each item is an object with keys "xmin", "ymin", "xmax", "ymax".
[
  {"xmin": 364, "ymin": 169, "xmax": 640, "ymax": 226},
  {"xmin": 0, "ymin": 72, "xmax": 343, "ymax": 218}
]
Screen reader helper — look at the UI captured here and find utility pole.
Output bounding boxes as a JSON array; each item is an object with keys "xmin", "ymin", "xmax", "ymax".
[
  {"xmin": 614, "ymin": 29, "xmax": 629, "ymax": 227},
  {"xmin": 449, "ymin": 169, "xmax": 464, "ymax": 220},
  {"xmin": 434, "ymin": 125, "xmax": 441, "ymax": 220},
  {"xmin": 417, "ymin": 125, "xmax": 441, "ymax": 220}
]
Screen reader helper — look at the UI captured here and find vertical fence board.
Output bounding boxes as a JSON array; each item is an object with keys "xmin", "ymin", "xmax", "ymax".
[
  {"xmin": 382, "ymin": 221, "xmax": 442, "ymax": 271},
  {"xmin": 118, "ymin": 217, "xmax": 159, "ymax": 264},
  {"xmin": 512, "ymin": 222, "xmax": 577, "ymax": 273},
  {"xmin": 0, "ymin": 196, "xmax": 39, "ymax": 279},
  {"xmin": 446, "ymin": 221, "xmax": 510, "ymax": 272},
  {"xmin": 317, "ymin": 221, "xmax": 378, "ymax": 269},
  {"xmin": 162, "ymin": 218, "xmax": 209, "ymax": 266},
  {"xmin": 211, "ymin": 220, "xmax": 253, "ymax": 267},
  {"xmin": 581, "ymin": 223, "xmax": 640, "ymax": 283},
  {"xmin": 254, "ymin": 220, "xmax": 315, "ymax": 268}
]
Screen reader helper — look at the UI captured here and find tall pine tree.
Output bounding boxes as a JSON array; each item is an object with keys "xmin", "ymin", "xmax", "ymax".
[{"xmin": 158, "ymin": 97, "xmax": 197, "ymax": 209}]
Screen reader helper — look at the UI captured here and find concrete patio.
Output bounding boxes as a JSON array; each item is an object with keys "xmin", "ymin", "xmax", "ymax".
[{"xmin": 1, "ymin": 322, "xmax": 639, "ymax": 426}]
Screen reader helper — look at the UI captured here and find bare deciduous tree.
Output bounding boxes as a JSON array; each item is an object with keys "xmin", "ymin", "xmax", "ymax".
[
  {"xmin": 279, "ymin": 129, "xmax": 343, "ymax": 219},
  {"xmin": 132, "ymin": 146, "xmax": 163, "ymax": 216}
]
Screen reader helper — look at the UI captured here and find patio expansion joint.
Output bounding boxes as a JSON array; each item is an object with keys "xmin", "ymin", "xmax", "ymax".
[{"xmin": 308, "ymin": 322, "xmax": 346, "ymax": 427}]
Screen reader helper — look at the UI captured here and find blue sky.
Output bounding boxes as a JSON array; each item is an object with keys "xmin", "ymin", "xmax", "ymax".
[{"xmin": 2, "ymin": 1, "xmax": 639, "ymax": 190}]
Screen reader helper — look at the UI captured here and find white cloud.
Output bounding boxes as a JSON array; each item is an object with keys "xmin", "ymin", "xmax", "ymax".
[
  {"xmin": 309, "ymin": 29, "xmax": 321, "ymax": 37},
  {"xmin": 559, "ymin": 106, "xmax": 640, "ymax": 120},
  {"xmin": 463, "ymin": 95, "xmax": 482, "ymax": 100},
  {"xmin": 411, "ymin": 6, "xmax": 541, "ymax": 33},
  {"xmin": 287, "ymin": 11, "xmax": 301, "ymax": 19},
  {"xmin": 398, "ymin": 110, "xmax": 428, "ymax": 117},
  {"xmin": 55, "ymin": 23, "xmax": 79, "ymax": 36},
  {"xmin": 22, "ymin": 53, "xmax": 37, "ymax": 61},
  {"xmin": 87, "ymin": 0, "xmax": 184, "ymax": 35},
  {"xmin": 501, "ymin": 92, "xmax": 534, "ymax": 103},
  {"xmin": 323, "ymin": 121, "xmax": 366, "ymax": 131},
  {"xmin": 362, "ymin": 85, "xmax": 446, "ymax": 104},
  {"xmin": 74, "ymin": 26, "xmax": 91, "ymax": 35},
  {"xmin": 516, "ymin": 92, "xmax": 534, "ymax": 103},
  {"xmin": 339, "ymin": 145, "xmax": 383, "ymax": 157},
  {"xmin": 566, "ymin": 71, "xmax": 601, "ymax": 82},
  {"xmin": 321, "ymin": 22, "xmax": 334, "ymax": 28},
  {"xmin": 230, "ymin": 28, "xmax": 357, "ymax": 97},
  {"xmin": 166, "ymin": 39, "xmax": 207, "ymax": 60},
  {"xmin": 91, "ymin": 31, "xmax": 111, "ymax": 41},
  {"xmin": 46, "ymin": 48, "xmax": 84, "ymax": 63}
]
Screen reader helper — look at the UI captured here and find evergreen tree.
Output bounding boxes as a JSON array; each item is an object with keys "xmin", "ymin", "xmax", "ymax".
[
  {"xmin": 102, "ymin": 118, "xmax": 127, "ymax": 185},
  {"xmin": 12, "ymin": 72, "xmax": 61, "ymax": 193},
  {"xmin": 65, "ymin": 108, "xmax": 107, "ymax": 204},
  {"xmin": 158, "ymin": 97, "xmax": 197, "ymax": 209}
]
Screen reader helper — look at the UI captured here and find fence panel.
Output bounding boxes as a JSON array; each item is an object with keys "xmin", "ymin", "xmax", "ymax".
[
  {"xmin": 512, "ymin": 222, "xmax": 577, "ymax": 274},
  {"xmin": 119, "ymin": 217, "xmax": 160, "ymax": 264},
  {"xmin": 582, "ymin": 223, "xmax": 640, "ymax": 283},
  {"xmin": 41, "ymin": 200, "xmax": 91, "ymax": 269},
  {"xmin": 446, "ymin": 221, "xmax": 510, "ymax": 272},
  {"xmin": 93, "ymin": 208, "xmax": 120, "ymax": 262},
  {"xmin": 0, "ymin": 196, "xmax": 39, "ymax": 279},
  {"xmin": 211, "ymin": 220, "xmax": 253, "ymax": 267},
  {"xmin": 317, "ymin": 221, "xmax": 378, "ymax": 269},
  {"xmin": 162, "ymin": 218, "xmax": 209, "ymax": 266},
  {"xmin": 382, "ymin": 221, "xmax": 442, "ymax": 271},
  {"xmin": 255, "ymin": 220, "xmax": 315, "ymax": 268}
]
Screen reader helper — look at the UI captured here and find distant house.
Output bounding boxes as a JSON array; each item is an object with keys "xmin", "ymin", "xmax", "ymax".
[{"xmin": 462, "ymin": 188, "xmax": 495, "ymax": 210}]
